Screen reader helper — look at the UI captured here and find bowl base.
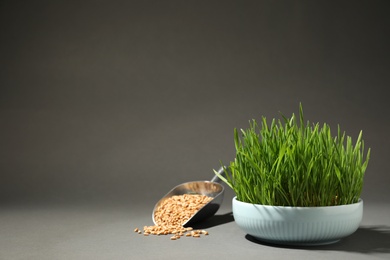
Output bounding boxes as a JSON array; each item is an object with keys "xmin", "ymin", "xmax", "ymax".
[{"xmin": 252, "ymin": 236, "xmax": 340, "ymax": 246}]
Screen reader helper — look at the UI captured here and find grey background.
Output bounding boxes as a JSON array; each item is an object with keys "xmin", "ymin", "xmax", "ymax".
[{"xmin": 1, "ymin": 1, "xmax": 390, "ymax": 259}]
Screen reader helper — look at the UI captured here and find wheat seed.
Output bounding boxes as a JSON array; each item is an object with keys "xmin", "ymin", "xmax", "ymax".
[{"xmin": 136, "ymin": 194, "xmax": 212, "ymax": 240}]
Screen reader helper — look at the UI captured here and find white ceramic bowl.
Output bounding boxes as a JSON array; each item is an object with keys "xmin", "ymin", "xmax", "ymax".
[{"xmin": 232, "ymin": 196, "xmax": 363, "ymax": 246}]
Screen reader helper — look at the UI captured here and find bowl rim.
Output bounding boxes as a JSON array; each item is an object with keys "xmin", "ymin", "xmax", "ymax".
[{"xmin": 232, "ymin": 196, "xmax": 363, "ymax": 209}]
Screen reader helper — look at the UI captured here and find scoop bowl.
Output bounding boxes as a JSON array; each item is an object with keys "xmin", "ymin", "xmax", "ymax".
[{"xmin": 152, "ymin": 167, "xmax": 225, "ymax": 227}]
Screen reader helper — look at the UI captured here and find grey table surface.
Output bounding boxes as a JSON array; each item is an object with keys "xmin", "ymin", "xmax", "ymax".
[{"xmin": 1, "ymin": 195, "xmax": 389, "ymax": 260}]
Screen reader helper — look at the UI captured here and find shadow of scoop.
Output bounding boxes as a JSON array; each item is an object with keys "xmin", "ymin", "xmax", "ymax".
[{"xmin": 191, "ymin": 212, "xmax": 234, "ymax": 229}]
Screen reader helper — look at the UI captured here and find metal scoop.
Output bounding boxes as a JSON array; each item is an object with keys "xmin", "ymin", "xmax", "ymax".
[{"xmin": 152, "ymin": 166, "xmax": 226, "ymax": 227}]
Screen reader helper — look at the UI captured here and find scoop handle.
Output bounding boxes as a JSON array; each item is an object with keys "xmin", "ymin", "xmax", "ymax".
[{"xmin": 210, "ymin": 166, "xmax": 227, "ymax": 183}]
